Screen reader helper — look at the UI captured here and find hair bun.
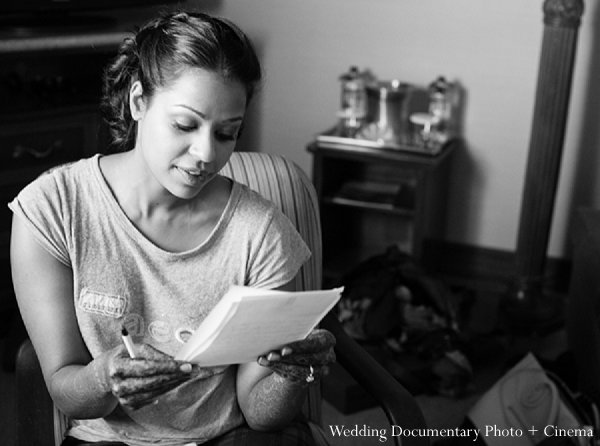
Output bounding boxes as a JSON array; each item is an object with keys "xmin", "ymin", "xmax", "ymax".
[{"xmin": 101, "ymin": 35, "xmax": 140, "ymax": 151}]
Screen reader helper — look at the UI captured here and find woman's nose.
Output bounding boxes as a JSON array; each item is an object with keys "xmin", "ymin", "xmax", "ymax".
[{"xmin": 188, "ymin": 129, "xmax": 216, "ymax": 164}]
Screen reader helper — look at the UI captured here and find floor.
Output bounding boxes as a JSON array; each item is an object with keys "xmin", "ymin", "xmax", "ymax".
[
  {"xmin": 318, "ymin": 284, "xmax": 571, "ymax": 446},
  {"xmin": 0, "ymin": 286, "xmax": 570, "ymax": 446},
  {"xmin": 319, "ymin": 332, "xmax": 568, "ymax": 446}
]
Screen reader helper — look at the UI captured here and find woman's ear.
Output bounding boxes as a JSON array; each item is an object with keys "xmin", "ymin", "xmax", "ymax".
[{"xmin": 129, "ymin": 81, "xmax": 146, "ymax": 121}]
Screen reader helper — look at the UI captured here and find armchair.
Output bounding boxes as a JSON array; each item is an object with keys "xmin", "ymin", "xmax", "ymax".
[{"xmin": 16, "ymin": 151, "xmax": 428, "ymax": 446}]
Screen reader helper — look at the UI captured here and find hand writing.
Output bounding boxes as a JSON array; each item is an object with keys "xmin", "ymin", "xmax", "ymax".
[
  {"xmin": 95, "ymin": 343, "xmax": 193, "ymax": 410},
  {"xmin": 257, "ymin": 329, "xmax": 336, "ymax": 385}
]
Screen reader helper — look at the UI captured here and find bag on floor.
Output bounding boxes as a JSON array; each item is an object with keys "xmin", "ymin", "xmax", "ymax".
[
  {"xmin": 467, "ymin": 352, "xmax": 598, "ymax": 446},
  {"xmin": 335, "ymin": 245, "xmax": 474, "ymax": 397}
]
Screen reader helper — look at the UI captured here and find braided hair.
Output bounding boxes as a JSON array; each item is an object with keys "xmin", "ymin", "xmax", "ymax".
[{"xmin": 101, "ymin": 11, "xmax": 262, "ymax": 152}]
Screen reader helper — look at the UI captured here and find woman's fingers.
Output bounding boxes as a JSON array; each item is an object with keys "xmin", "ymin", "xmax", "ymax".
[
  {"xmin": 266, "ymin": 362, "xmax": 328, "ymax": 384},
  {"xmin": 134, "ymin": 343, "xmax": 179, "ymax": 361},
  {"xmin": 111, "ymin": 372, "xmax": 189, "ymax": 396},
  {"xmin": 109, "ymin": 357, "xmax": 191, "ymax": 378},
  {"xmin": 107, "ymin": 343, "xmax": 193, "ymax": 379},
  {"xmin": 281, "ymin": 348, "xmax": 336, "ymax": 366},
  {"xmin": 260, "ymin": 329, "xmax": 336, "ymax": 367},
  {"xmin": 280, "ymin": 329, "xmax": 336, "ymax": 355},
  {"xmin": 117, "ymin": 375, "xmax": 190, "ymax": 409},
  {"xmin": 101, "ymin": 343, "xmax": 194, "ymax": 407},
  {"xmin": 258, "ymin": 340, "xmax": 335, "ymax": 385},
  {"xmin": 263, "ymin": 349, "xmax": 335, "ymax": 367}
]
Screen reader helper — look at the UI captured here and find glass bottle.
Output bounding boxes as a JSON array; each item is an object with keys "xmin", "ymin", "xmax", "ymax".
[
  {"xmin": 338, "ymin": 66, "xmax": 367, "ymax": 136},
  {"xmin": 428, "ymin": 76, "xmax": 452, "ymax": 130}
]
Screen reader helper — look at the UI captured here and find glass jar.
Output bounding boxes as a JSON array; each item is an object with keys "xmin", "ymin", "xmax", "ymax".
[
  {"xmin": 428, "ymin": 76, "xmax": 452, "ymax": 131},
  {"xmin": 338, "ymin": 66, "xmax": 367, "ymax": 135}
]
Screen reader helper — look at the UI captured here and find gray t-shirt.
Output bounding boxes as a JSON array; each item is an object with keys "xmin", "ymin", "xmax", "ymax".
[{"xmin": 9, "ymin": 154, "xmax": 310, "ymax": 445}]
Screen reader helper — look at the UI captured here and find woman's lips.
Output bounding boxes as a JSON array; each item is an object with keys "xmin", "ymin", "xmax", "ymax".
[{"xmin": 176, "ymin": 166, "xmax": 210, "ymax": 185}]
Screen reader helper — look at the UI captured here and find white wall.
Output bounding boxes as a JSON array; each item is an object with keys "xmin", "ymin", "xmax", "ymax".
[{"xmin": 190, "ymin": 0, "xmax": 599, "ymax": 259}]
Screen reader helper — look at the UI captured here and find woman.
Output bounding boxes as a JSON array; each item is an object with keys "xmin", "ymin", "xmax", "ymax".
[{"xmin": 9, "ymin": 11, "xmax": 334, "ymax": 446}]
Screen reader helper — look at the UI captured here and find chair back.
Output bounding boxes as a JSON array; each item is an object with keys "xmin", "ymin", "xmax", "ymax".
[
  {"xmin": 220, "ymin": 151, "xmax": 322, "ymax": 293},
  {"xmin": 219, "ymin": 151, "xmax": 324, "ymax": 422}
]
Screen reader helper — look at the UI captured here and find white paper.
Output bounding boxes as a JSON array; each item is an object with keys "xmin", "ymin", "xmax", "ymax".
[{"xmin": 175, "ymin": 286, "xmax": 343, "ymax": 366}]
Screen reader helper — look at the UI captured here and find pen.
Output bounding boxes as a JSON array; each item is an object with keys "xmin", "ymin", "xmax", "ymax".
[{"xmin": 121, "ymin": 325, "xmax": 137, "ymax": 358}]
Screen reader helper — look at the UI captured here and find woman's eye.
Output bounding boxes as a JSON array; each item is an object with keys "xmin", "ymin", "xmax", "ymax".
[
  {"xmin": 173, "ymin": 121, "xmax": 195, "ymax": 132},
  {"xmin": 216, "ymin": 131, "xmax": 238, "ymax": 142}
]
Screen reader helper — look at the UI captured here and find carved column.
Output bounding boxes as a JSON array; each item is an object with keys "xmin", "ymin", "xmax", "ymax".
[{"xmin": 504, "ymin": 0, "xmax": 584, "ymax": 332}]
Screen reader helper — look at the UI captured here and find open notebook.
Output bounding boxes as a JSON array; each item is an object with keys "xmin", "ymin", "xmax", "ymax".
[{"xmin": 175, "ymin": 286, "xmax": 343, "ymax": 366}]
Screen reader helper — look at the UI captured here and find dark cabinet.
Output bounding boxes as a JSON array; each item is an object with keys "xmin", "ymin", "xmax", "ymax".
[
  {"xmin": 308, "ymin": 140, "xmax": 457, "ymax": 286},
  {"xmin": 0, "ymin": 27, "xmax": 123, "ymax": 356}
]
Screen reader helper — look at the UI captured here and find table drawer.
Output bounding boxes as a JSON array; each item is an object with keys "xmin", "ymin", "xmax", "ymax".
[{"xmin": 0, "ymin": 113, "xmax": 96, "ymax": 172}]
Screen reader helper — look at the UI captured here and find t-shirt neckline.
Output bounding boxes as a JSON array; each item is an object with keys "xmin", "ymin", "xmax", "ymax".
[{"xmin": 89, "ymin": 153, "xmax": 240, "ymax": 257}]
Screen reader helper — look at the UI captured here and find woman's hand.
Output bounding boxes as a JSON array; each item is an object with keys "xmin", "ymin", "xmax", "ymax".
[
  {"xmin": 96, "ymin": 343, "xmax": 194, "ymax": 410},
  {"xmin": 257, "ymin": 329, "xmax": 336, "ymax": 385}
]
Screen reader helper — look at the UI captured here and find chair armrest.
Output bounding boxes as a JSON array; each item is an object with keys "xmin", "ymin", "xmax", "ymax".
[
  {"xmin": 16, "ymin": 339, "xmax": 56, "ymax": 446},
  {"xmin": 321, "ymin": 313, "xmax": 430, "ymax": 446}
]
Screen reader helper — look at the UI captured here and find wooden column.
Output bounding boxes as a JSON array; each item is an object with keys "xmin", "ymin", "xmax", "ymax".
[{"xmin": 505, "ymin": 0, "xmax": 584, "ymax": 332}]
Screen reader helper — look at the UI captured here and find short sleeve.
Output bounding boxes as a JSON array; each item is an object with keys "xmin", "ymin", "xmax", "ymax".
[
  {"xmin": 246, "ymin": 207, "xmax": 311, "ymax": 289},
  {"xmin": 8, "ymin": 171, "xmax": 71, "ymax": 266}
]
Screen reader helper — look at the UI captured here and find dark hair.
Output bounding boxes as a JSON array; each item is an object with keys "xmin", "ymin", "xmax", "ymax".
[{"xmin": 101, "ymin": 11, "xmax": 262, "ymax": 151}]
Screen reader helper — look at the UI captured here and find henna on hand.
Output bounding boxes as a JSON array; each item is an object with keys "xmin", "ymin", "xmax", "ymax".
[
  {"xmin": 97, "ymin": 343, "xmax": 194, "ymax": 410},
  {"xmin": 257, "ymin": 329, "xmax": 336, "ymax": 384}
]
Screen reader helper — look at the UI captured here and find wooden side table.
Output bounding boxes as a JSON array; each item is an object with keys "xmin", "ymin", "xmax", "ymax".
[{"xmin": 307, "ymin": 139, "xmax": 457, "ymax": 287}]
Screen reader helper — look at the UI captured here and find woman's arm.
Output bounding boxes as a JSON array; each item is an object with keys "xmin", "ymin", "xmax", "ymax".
[
  {"xmin": 236, "ymin": 281, "xmax": 306, "ymax": 430},
  {"xmin": 237, "ymin": 362, "xmax": 309, "ymax": 431},
  {"xmin": 10, "ymin": 214, "xmax": 118, "ymax": 418},
  {"xmin": 236, "ymin": 281, "xmax": 336, "ymax": 431},
  {"xmin": 11, "ymin": 215, "xmax": 193, "ymax": 417}
]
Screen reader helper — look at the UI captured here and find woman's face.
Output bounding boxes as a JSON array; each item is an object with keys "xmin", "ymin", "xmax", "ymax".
[{"xmin": 131, "ymin": 68, "xmax": 247, "ymax": 200}]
